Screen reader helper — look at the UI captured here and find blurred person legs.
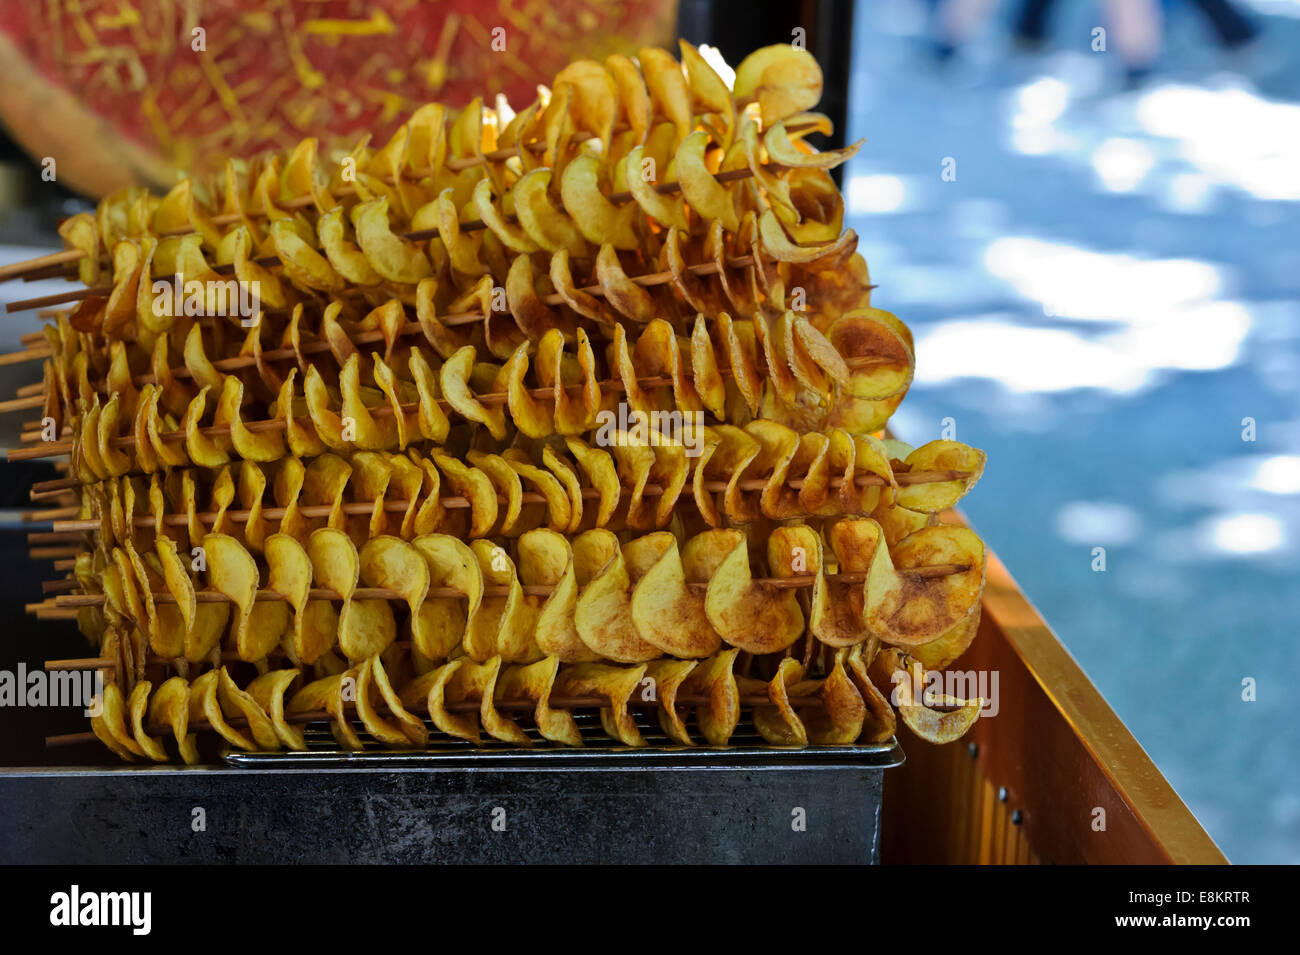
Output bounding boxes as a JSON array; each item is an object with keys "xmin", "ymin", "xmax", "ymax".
[
  {"xmin": 931, "ymin": 0, "xmax": 1002, "ymax": 61},
  {"xmin": 1014, "ymin": 0, "xmax": 1058, "ymax": 49},
  {"xmin": 1101, "ymin": 0, "xmax": 1163, "ymax": 87},
  {"xmin": 1187, "ymin": 0, "xmax": 1258, "ymax": 49}
]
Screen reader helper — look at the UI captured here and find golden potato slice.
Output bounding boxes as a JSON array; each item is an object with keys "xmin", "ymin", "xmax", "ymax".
[
  {"xmin": 287, "ymin": 671, "xmax": 362, "ymax": 750},
  {"xmin": 514, "ymin": 168, "xmax": 588, "ymax": 255},
  {"xmin": 703, "ymin": 528, "xmax": 804, "ymax": 654},
  {"xmin": 433, "ymin": 452, "xmax": 498, "ymax": 539},
  {"xmin": 360, "ymin": 535, "xmax": 429, "ymax": 631},
  {"xmin": 680, "ymin": 648, "xmax": 741, "ymax": 746},
  {"xmin": 643, "ymin": 658, "xmax": 698, "ymax": 744},
  {"xmin": 628, "ymin": 532, "xmax": 721, "ymax": 658},
  {"xmin": 812, "ymin": 519, "xmax": 880, "ymax": 647},
  {"xmin": 561, "ymin": 155, "xmax": 639, "ymax": 249},
  {"xmin": 555, "ymin": 59, "xmax": 619, "ymax": 149},
  {"xmin": 845, "ymin": 642, "xmax": 897, "ymax": 743},
  {"xmin": 740, "ymin": 657, "xmax": 807, "ymax": 746},
  {"xmin": 498, "ymin": 656, "xmax": 582, "ymax": 746},
  {"xmin": 246, "ymin": 668, "xmax": 306, "ymax": 750},
  {"xmin": 503, "ymin": 344, "xmax": 555, "ymax": 439},
  {"xmin": 518, "ymin": 529, "xmax": 599, "ymax": 663},
  {"xmin": 572, "ymin": 529, "xmax": 661, "ymax": 663},
  {"xmin": 440, "ymin": 346, "xmax": 508, "ymax": 440},
  {"xmin": 149, "ymin": 675, "xmax": 199, "ymax": 764},
  {"xmin": 467, "ymin": 540, "xmax": 541, "ymax": 664},
  {"xmin": 91, "ymin": 683, "xmax": 144, "ymax": 761},
  {"xmin": 894, "ymin": 440, "xmax": 987, "ymax": 514},
  {"xmin": 763, "ymin": 121, "xmax": 861, "ymax": 170},
  {"xmin": 352, "ymin": 197, "xmax": 431, "ymax": 284},
  {"xmin": 566, "ymin": 438, "xmax": 621, "ymax": 528},
  {"xmin": 872, "ymin": 648, "xmax": 981, "ymax": 744},
  {"xmin": 269, "ymin": 218, "xmax": 345, "ymax": 292},
  {"xmin": 866, "ymin": 525, "xmax": 986, "ymax": 648},
  {"xmin": 309, "ymin": 527, "xmax": 396, "ymax": 661},
  {"xmin": 624, "ymin": 145, "xmax": 690, "ymax": 231},
  {"xmin": 203, "ymin": 533, "xmax": 278, "ymax": 662},
  {"xmin": 474, "ymin": 178, "xmax": 539, "ymax": 253},
  {"xmin": 355, "ymin": 655, "xmax": 429, "ymax": 747},
  {"xmin": 791, "ymin": 650, "xmax": 867, "ymax": 744},
  {"xmin": 128, "ymin": 681, "xmax": 168, "ymax": 762},
  {"xmin": 759, "ymin": 207, "xmax": 857, "ymax": 264},
  {"xmin": 733, "ymin": 44, "xmax": 823, "ymax": 125},
  {"xmin": 466, "ymin": 451, "xmax": 523, "ymax": 535},
  {"xmin": 676, "ymin": 130, "xmax": 739, "ymax": 233},
  {"xmin": 217, "ymin": 667, "xmax": 280, "ymax": 750},
  {"xmin": 412, "ymin": 534, "xmax": 483, "ymax": 666},
  {"xmin": 555, "ymin": 662, "xmax": 648, "ymax": 746},
  {"xmin": 318, "ymin": 205, "xmax": 382, "ymax": 285},
  {"xmin": 188, "ymin": 669, "xmax": 256, "ymax": 751}
]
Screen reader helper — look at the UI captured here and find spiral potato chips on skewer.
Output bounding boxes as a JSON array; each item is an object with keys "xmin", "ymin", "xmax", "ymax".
[{"xmin": 18, "ymin": 42, "xmax": 991, "ymax": 759}]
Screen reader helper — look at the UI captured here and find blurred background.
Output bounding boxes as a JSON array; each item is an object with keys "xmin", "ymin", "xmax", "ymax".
[
  {"xmin": 841, "ymin": 0, "xmax": 1299, "ymax": 864},
  {"xmin": 0, "ymin": 0, "xmax": 1295, "ymax": 863}
]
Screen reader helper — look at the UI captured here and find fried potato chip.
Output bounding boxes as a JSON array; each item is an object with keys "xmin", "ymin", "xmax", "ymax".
[
  {"xmin": 128, "ymin": 681, "xmax": 168, "ymax": 762},
  {"xmin": 514, "ymin": 168, "xmax": 588, "ymax": 256},
  {"xmin": 791, "ymin": 650, "xmax": 867, "ymax": 744},
  {"xmin": 217, "ymin": 666, "xmax": 280, "ymax": 750},
  {"xmin": 467, "ymin": 540, "xmax": 541, "ymax": 664},
  {"xmin": 246, "ymin": 668, "xmax": 306, "ymax": 750},
  {"xmin": 627, "ymin": 532, "xmax": 721, "ymax": 658},
  {"xmin": 873, "ymin": 648, "xmax": 981, "ymax": 744},
  {"xmin": 412, "ymin": 534, "xmax": 483, "ymax": 666},
  {"xmin": 624, "ymin": 145, "xmax": 690, "ymax": 231},
  {"xmin": 90, "ymin": 683, "xmax": 144, "ymax": 760},
  {"xmin": 269, "ymin": 218, "xmax": 345, "ymax": 292},
  {"xmin": 740, "ymin": 657, "xmax": 807, "ymax": 746},
  {"xmin": 894, "ymin": 440, "xmax": 987, "ymax": 513},
  {"xmin": 149, "ymin": 675, "xmax": 199, "ymax": 764},
  {"xmin": 309, "ymin": 527, "xmax": 396, "ymax": 661},
  {"xmin": 676, "ymin": 130, "xmax": 739, "ymax": 233},
  {"xmin": 440, "ymin": 346, "xmax": 508, "ymax": 440},
  {"xmin": 498, "ymin": 655, "xmax": 582, "ymax": 746},
  {"xmin": 189, "ymin": 669, "xmax": 256, "ymax": 750},
  {"xmin": 555, "ymin": 662, "xmax": 648, "ymax": 746},
  {"xmin": 866, "ymin": 525, "xmax": 986, "ymax": 648},
  {"xmin": 703, "ymin": 528, "xmax": 804, "ymax": 654},
  {"xmin": 733, "ymin": 44, "xmax": 823, "ymax": 125},
  {"xmin": 638, "ymin": 46, "xmax": 692, "ymax": 146},
  {"xmin": 353, "ymin": 197, "xmax": 431, "ymax": 283},
  {"xmin": 680, "ymin": 647, "xmax": 741, "ymax": 746},
  {"xmin": 287, "ymin": 670, "xmax": 362, "ymax": 750},
  {"xmin": 643, "ymin": 658, "xmax": 698, "ymax": 744},
  {"xmin": 204, "ymin": 533, "xmax": 281, "ymax": 662},
  {"xmin": 518, "ymin": 529, "xmax": 599, "ymax": 663},
  {"xmin": 561, "ymin": 155, "xmax": 639, "ymax": 249},
  {"xmin": 572, "ymin": 529, "xmax": 661, "ymax": 663},
  {"xmin": 845, "ymin": 642, "xmax": 897, "ymax": 743}
]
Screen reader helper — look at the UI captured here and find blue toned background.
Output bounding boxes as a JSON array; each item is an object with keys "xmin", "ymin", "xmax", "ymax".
[{"xmin": 843, "ymin": 0, "xmax": 1299, "ymax": 862}]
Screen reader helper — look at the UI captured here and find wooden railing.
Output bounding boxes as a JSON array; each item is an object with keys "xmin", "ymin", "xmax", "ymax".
[{"xmin": 883, "ymin": 533, "xmax": 1227, "ymax": 865}]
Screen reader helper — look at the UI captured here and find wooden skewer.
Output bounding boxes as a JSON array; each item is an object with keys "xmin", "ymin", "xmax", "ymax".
[
  {"xmin": 2, "ymin": 304, "xmax": 883, "ymax": 436},
  {"xmin": 3, "ymin": 167, "xmax": 813, "ymax": 307},
  {"xmin": 0, "ymin": 395, "xmax": 43, "ymax": 412},
  {"xmin": 0, "ymin": 249, "xmax": 85, "ymax": 283},
  {"xmin": 39, "ymin": 469, "xmax": 967, "ymax": 539},
  {"xmin": 46, "ymin": 565, "xmax": 969, "ymax": 613},
  {"xmin": 0, "ymin": 117, "xmax": 834, "ymax": 286},
  {"xmin": 5, "ymin": 357, "xmax": 893, "ymax": 464},
  {"xmin": 45, "ymin": 678, "xmax": 851, "ymax": 747}
]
